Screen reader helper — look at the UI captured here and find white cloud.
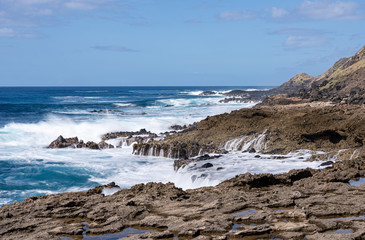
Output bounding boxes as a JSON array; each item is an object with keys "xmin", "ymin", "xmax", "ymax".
[
  {"xmin": 270, "ymin": 0, "xmax": 365, "ymax": 21},
  {"xmin": 285, "ymin": 35, "xmax": 328, "ymax": 47},
  {"xmin": 0, "ymin": 27, "xmax": 36, "ymax": 38},
  {"xmin": 269, "ymin": 7, "xmax": 288, "ymax": 18},
  {"xmin": 0, "ymin": 0, "xmax": 122, "ymax": 35},
  {"xmin": 298, "ymin": 0, "xmax": 362, "ymax": 20},
  {"xmin": 0, "ymin": 27, "xmax": 15, "ymax": 37},
  {"xmin": 272, "ymin": 28, "xmax": 330, "ymax": 48},
  {"xmin": 218, "ymin": 11, "xmax": 256, "ymax": 21},
  {"xmin": 64, "ymin": 1, "xmax": 96, "ymax": 11}
]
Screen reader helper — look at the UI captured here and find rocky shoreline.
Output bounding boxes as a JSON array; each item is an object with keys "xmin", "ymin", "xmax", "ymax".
[
  {"xmin": 1, "ymin": 46, "xmax": 365, "ymax": 239},
  {"xmin": 2, "ymin": 156, "xmax": 365, "ymax": 239},
  {"xmin": 1, "ymin": 101, "xmax": 364, "ymax": 240},
  {"xmin": 133, "ymin": 103, "xmax": 364, "ymax": 161}
]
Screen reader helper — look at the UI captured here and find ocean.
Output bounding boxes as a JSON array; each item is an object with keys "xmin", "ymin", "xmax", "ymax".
[{"xmin": 0, "ymin": 86, "xmax": 324, "ymax": 205}]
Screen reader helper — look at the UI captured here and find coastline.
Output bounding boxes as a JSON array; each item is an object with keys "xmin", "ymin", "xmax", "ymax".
[
  {"xmin": 1, "ymin": 46, "xmax": 365, "ymax": 239},
  {"xmin": 1, "ymin": 100, "xmax": 364, "ymax": 239}
]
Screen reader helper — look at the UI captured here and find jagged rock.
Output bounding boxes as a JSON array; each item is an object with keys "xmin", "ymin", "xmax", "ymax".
[
  {"xmin": 48, "ymin": 135, "xmax": 79, "ymax": 148},
  {"xmin": 48, "ymin": 136, "xmax": 115, "ymax": 150},
  {"xmin": 101, "ymin": 129, "xmax": 157, "ymax": 141}
]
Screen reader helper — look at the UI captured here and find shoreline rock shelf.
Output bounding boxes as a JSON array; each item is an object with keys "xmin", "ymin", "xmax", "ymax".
[
  {"xmin": 132, "ymin": 104, "xmax": 364, "ymax": 161},
  {"xmin": 2, "ymin": 159, "xmax": 365, "ymax": 239}
]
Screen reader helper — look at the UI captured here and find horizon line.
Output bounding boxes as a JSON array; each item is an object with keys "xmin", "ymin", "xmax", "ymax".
[{"xmin": 0, "ymin": 85, "xmax": 278, "ymax": 88}]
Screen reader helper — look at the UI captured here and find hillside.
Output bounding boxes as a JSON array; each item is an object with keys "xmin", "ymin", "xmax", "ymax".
[{"xmin": 271, "ymin": 46, "xmax": 365, "ymax": 104}]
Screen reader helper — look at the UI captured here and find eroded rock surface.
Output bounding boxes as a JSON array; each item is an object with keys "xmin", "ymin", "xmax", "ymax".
[
  {"xmin": 2, "ymin": 158, "xmax": 365, "ymax": 239},
  {"xmin": 133, "ymin": 104, "xmax": 365, "ymax": 160},
  {"xmin": 48, "ymin": 135, "xmax": 114, "ymax": 150}
]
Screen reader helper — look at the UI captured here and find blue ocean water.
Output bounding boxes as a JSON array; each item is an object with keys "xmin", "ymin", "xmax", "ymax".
[
  {"xmin": 0, "ymin": 86, "xmax": 264, "ymax": 204},
  {"xmin": 0, "ymin": 86, "xmax": 324, "ymax": 205}
]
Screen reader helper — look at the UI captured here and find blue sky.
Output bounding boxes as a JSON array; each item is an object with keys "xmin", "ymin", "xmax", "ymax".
[{"xmin": 0, "ymin": 0, "xmax": 364, "ymax": 86}]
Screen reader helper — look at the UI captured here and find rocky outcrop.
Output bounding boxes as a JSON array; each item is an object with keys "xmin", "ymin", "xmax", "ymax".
[
  {"xmin": 170, "ymin": 122, "xmax": 197, "ymax": 132},
  {"xmin": 219, "ymin": 90, "xmax": 273, "ymax": 103},
  {"xmin": 48, "ymin": 135, "xmax": 114, "ymax": 150},
  {"xmin": 200, "ymin": 91, "xmax": 217, "ymax": 95},
  {"xmin": 3, "ymin": 157, "xmax": 365, "ymax": 239},
  {"xmin": 269, "ymin": 73, "xmax": 314, "ymax": 96},
  {"xmin": 267, "ymin": 45, "xmax": 365, "ymax": 104},
  {"xmin": 47, "ymin": 135, "xmax": 80, "ymax": 148},
  {"xmin": 133, "ymin": 104, "xmax": 364, "ymax": 160},
  {"xmin": 101, "ymin": 129, "xmax": 157, "ymax": 141}
]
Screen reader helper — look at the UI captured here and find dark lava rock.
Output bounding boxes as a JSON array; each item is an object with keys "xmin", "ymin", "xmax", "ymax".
[
  {"xmin": 48, "ymin": 136, "xmax": 113, "ymax": 150},
  {"xmin": 201, "ymin": 163, "xmax": 213, "ymax": 168},
  {"xmin": 248, "ymin": 148, "xmax": 256, "ymax": 153},
  {"xmin": 170, "ymin": 123, "xmax": 198, "ymax": 132},
  {"xmin": 101, "ymin": 129, "xmax": 157, "ymax": 141},
  {"xmin": 196, "ymin": 154, "xmax": 222, "ymax": 161},
  {"xmin": 98, "ymin": 141, "xmax": 114, "ymax": 149},
  {"xmin": 320, "ymin": 161, "xmax": 334, "ymax": 167},
  {"xmin": 48, "ymin": 135, "xmax": 79, "ymax": 148},
  {"xmin": 200, "ymin": 91, "xmax": 216, "ymax": 96},
  {"xmin": 86, "ymin": 141, "xmax": 99, "ymax": 150}
]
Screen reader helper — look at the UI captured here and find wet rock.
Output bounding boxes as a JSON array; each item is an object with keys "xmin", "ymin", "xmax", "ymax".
[
  {"xmin": 102, "ymin": 129, "xmax": 158, "ymax": 141},
  {"xmin": 98, "ymin": 141, "xmax": 114, "ymax": 149},
  {"xmin": 200, "ymin": 91, "xmax": 216, "ymax": 96},
  {"xmin": 48, "ymin": 136, "xmax": 116, "ymax": 150},
  {"xmin": 48, "ymin": 135, "xmax": 79, "ymax": 148},
  {"xmin": 320, "ymin": 161, "xmax": 334, "ymax": 167},
  {"xmin": 248, "ymin": 148, "xmax": 256, "ymax": 153},
  {"xmin": 85, "ymin": 141, "xmax": 99, "ymax": 150}
]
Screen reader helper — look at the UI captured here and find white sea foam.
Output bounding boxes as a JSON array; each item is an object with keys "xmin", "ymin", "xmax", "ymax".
[
  {"xmin": 102, "ymin": 187, "xmax": 122, "ymax": 196},
  {"xmin": 1, "ymin": 88, "xmax": 283, "ymax": 205},
  {"xmin": 113, "ymin": 103, "xmax": 136, "ymax": 107},
  {"xmin": 52, "ymin": 110, "xmax": 91, "ymax": 115},
  {"xmin": 0, "ymin": 116, "xmax": 183, "ymax": 146},
  {"xmin": 157, "ymin": 97, "xmax": 222, "ymax": 107},
  {"xmin": 245, "ymin": 88, "xmax": 269, "ymax": 91},
  {"xmin": 180, "ymin": 90, "xmax": 205, "ymax": 96},
  {"xmin": 173, "ymin": 150, "xmax": 327, "ymax": 190},
  {"xmin": 0, "ymin": 198, "xmax": 12, "ymax": 205}
]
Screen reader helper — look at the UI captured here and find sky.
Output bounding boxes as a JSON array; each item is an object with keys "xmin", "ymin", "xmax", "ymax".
[{"xmin": 0, "ymin": 0, "xmax": 364, "ymax": 86}]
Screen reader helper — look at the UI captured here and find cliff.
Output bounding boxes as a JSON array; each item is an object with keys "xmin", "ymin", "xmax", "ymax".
[{"xmin": 270, "ymin": 46, "xmax": 365, "ymax": 104}]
